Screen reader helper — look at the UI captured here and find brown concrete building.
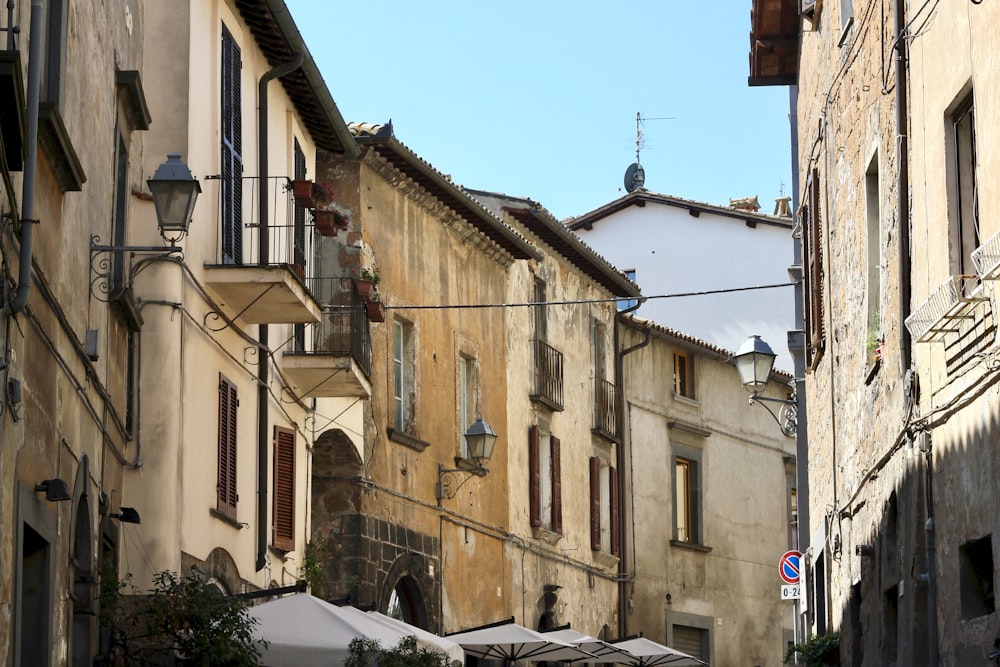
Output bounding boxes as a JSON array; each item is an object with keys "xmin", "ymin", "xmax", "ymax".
[{"xmin": 751, "ymin": 0, "xmax": 1000, "ymax": 663}]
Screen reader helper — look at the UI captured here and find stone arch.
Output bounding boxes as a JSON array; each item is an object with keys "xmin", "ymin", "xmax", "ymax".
[
  {"xmin": 182, "ymin": 547, "xmax": 243, "ymax": 595},
  {"xmin": 70, "ymin": 456, "xmax": 95, "ymax": 667},
  {"xmin": 379, "ymin": 553, "xmax": 435, "ymax": 630},
  {"xmin": 311, "ymin": 428, "xmax": 364, "ymax": 548}
]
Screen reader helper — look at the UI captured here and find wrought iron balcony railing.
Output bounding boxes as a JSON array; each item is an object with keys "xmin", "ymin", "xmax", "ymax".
[
  {"xmin": 530, "ymin": 339, "xmax": 564, "ymax": 411},
  {"xmin": 290, "ymin": 278, "xmax": 372, "ymax": 376},
  {"xmin": 594, "ymin": 378, "xmax": 619, "ymax": 441}
]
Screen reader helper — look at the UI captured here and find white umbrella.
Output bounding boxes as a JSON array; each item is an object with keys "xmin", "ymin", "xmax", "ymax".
[
  {"xmin": 447, "ymin": 620, "xmax": 595, "ymax": 662},
  {"xmin": 341, "ymin": 607, "xmax": 465, "ymax": 665},
  {"xmin": 542, "ymin": 628, "xmax": 637, "ymax": 663},
  {"xmin": 248, "ymin": 593, "xmax": 371, "ymax": 666},
  {"xmin": 611, "ymin": 636, "xmax": 706, "ymax": 667},
  {"xmin": 249, "ymin": 593, "xmax": 458, "ymax": 667}
]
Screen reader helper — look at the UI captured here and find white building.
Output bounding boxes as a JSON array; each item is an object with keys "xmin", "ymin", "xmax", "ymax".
[{"xmin": 568, "ymin": 191, "xmax": 795, "ymax": 371}]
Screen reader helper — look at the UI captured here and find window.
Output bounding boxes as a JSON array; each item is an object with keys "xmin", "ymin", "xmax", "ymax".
[
  {"xmin": 865, "ymin": 154, "xmax": 881, "ymax": 361},
  {"xmin": 292, "ymin": 140, "xmax": 307, "ymax": 352},
  {"xmin": 393, "ymin": 318, "xmax": 416, "ymax": 433},
  {"xmin": 671, "ymin": 440, "xmax": 703, "ymax": 545},
  {"xmin": 673, "ymin": 350, "xmax": 695, "ymax": 399},
  {"xmin": 529, "ymin": 425, "xmax": 562, "ymax": 534},
  {"xmin": 589, "ymin": 457, "xmax": 619, "ymax": 554},
  {"xmin": 618, "ymin": 269, "xmax": 638, "ymax": 310},
  {"xmin": 949, "ymin": 93, "xmax": 979, "ymax": 283},
  {"xmin": 802, "ymin": 168, "xmax": 825, "ymax": 367},
  {"xmin": 668, "ymin": 612, "xmax": 713, "ymax": 663},
  {"xmin": 839, "ymin": 0, "xmax": 855, "ymax": 37},
  {"xmin": 533, "ymin": 279, "xmax": 547, "ymax": 342},
  {"xmin": 959, "ymin": 534, "xmax": 995, "ymax": 619},
  {"xmin": 458, "ymin": 354, "xmax": 478, "ymax": 459},
  {"xmin": 217, "ymin": 373, "xmax": 238, "ymax": 520},
  {"xmin": 675, "ymin": 458, "xmax": 693, "ymax": 542},
  {"xmin": 110, "ymin": 128, "xmax": 129, "ymax": 296},
  {"xmin": 39, "ymin": 0, "xmax": 68, "ymax": 105},
  {"xmin": 220, "ymin": 23, "xmax": 243, "ymax": 265},
  {"xmin": 672, "ymin": 625, "xmax": 709, "ymax": 661},
  {"xmin": 272, "ymin": 427, "xmax": 296, "ymax": 552}
]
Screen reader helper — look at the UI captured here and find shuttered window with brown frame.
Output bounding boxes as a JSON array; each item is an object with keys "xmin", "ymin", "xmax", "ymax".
[
  {"xmin": 590, "ymin": 457, "xmax": 602, "ymax": 551},
  {"xmin": 550, "ymin": 436, "xmax": 562, "ymax": 534},
  {"xmin": 590, "ymin": 459, "xmax": 620, "ymax": 554},
  {"xmin": 803, "ymin": 168, "xmax": 825, "ymax": 367},
  {"xmin": 529, "ymin": 425, "xmax": 562, "ymax": 533},
  {"xmin": 272, "ymin": 426, "xmax": 296, "ymax": 552},
  {"xmin": 217, "ymin": 373, "xmax": 238, "ymax": 519}
]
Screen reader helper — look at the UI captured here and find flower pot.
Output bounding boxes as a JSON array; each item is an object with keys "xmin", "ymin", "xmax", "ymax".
[
  {"xmin": 314, "ymin": 210, "xmax": 337, "ymax": 236},
  {"xmin": 353, "ymin": 279, "xmax": 376, "ymax": 301},
  {"xmin": 366, "ymin": 301, "xmax": 386, "ymax": 322},
  {"xmin": 292, "ymin": 179, "xmax": 315, "ymax": 208}
]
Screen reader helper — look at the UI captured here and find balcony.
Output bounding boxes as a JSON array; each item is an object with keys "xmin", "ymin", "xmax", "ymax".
[
  {"xmin": 593, "ymin": 378, "xmax": 620, "ymax": 442},
  {"xmin": 530, "ymin": 339, "xmax": 564, "ymax": 411},
  {"xmin": 203, "ymin": 176, "xmax": 321, "ymax": 324},
  {"xmin": 904, "ymin": 275, "xmax": 988, "ymax": 343},
  {"xmin": 282, "ymin": 278, "xmax": 372, "ymax": 399}
]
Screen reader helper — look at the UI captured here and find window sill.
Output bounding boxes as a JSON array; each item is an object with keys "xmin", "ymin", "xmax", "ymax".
[
  {"xmin": 591, "ymin": 427, "xmax": 620, "ymax": 444},
  {"xmin": 670, "ymin": 539, "xmax": 712, "ymax": 554},
  {"xmin": 673, "ymin": 393, "xmax": 700, "ymax": 408},
  {"xmin": 210, "ymin": 508, "xmax": 244, "ymax": 530},
  {"xmin": 864, "ymin": 356, "xmax": 881, "ymax": 385},
  {"xmin": 532, "ymin": 526, "xmax": 563, "ymax": 545},
  {"xmin": 592, "ymin": 550, "xmax": 620, "ymax": 569},
  {"xmin": 388, "ymin": 428, "xmax": 429, "ymax": 452},
  {"xmin": 38, "ymin": 102, "xmax": 86, "ymax": 191}
]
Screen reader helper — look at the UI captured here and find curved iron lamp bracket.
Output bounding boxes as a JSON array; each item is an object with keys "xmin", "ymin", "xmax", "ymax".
[
  {"xmin": 748, "ymin": 393, "xmax": 798, "ymax": 438},
  {"xmin": 437, "ymin": 463, "xmax": 488, "ymax": 502},
  {"xmin": 89, "ymin": 235, "xmax": 183, "ymax": 302}
]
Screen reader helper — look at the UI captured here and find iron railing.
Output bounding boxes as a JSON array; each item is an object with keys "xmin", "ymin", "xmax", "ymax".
[
  {"xmin": 289, "ymin": 278, "xmax": 371, "ymax": 377},
  {"xmin": 531, "ymin": 339, "xmax": 564, "ymax": 410},
  {"xmin": 207, "ymin": 175, "xmax": 316, "ymax": 269},
  {"xmin": 594, "ymin": 378, "xmax": 619, "ymax": 439}
]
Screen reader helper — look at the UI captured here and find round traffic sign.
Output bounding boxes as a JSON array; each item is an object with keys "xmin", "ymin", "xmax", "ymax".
[{"xmin": 779, "ymin": 550, "xmax": 802, "ymax": 585}]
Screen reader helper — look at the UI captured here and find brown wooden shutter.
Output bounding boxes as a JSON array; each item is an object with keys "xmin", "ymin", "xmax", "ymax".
[
  {"xmin": 272, "ymin": 426, "xmax": 296, "ymax": 552},
  {"xmin": 217, "ymin": 373, "xmax": 238, "ymax": 519},
  {"xmin": 551, "ymin": 436, "xmax": 562, "ymax": 534},
  {"xmin": 610, "ymin": 465, "xmax": 620, "ymax": 556},
  {"xmin": 529, "ymin": 425, "xmax": 541, "ymax": 527},
  {"xmin": 804, "ymin": 168, "xmax": 824, "ymax": 366},
  {"xmin": 590, "ymin": 457, "xmax": 601, "ymax": 551}
]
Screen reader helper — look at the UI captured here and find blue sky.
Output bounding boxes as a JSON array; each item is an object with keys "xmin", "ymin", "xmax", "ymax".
[{"xmin": 286, "ymin": 1, "xmax": 794, "ymax": 222}]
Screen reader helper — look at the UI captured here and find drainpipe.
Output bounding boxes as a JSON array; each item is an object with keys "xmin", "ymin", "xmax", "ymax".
[
  {"xmin": 256, "ymin": 53, "xmax": 304, "ymax": 572},
  {"xmin": 614, "ymin": 303, "xmax": 648, "ymax": 639},
  {"xmin": 895, "ymin": 0, "xmax": 912, "ymax": 372},
  {"xmin": 5, "ymin": 0, "xmax": 43, "ymax": 316},
  {"xmin": 922, "ymin": 448, "xmax": 938, "ymax": 667}
]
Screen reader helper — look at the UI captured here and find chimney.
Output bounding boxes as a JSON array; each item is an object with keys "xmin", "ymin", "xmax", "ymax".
[{"xmin": 729, "ymin": 196, "xmax": 761, "ymax": 212}]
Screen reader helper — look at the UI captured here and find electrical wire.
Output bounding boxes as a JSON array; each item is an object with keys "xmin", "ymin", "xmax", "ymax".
[{"xmin": 387, "ymin": 281, "xmax": 797, "ymax": 312}]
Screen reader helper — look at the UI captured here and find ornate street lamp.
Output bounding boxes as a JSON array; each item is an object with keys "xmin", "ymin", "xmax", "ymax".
[
  {"xmin": 437, "ymin": 418, "xmax": 499, "ymax": 501},
  {"xmin": 735, "ymin": 335, "xmax": 797, "ymax": 437},
  {"xmin": 147, "ymin": 153, "xmax": 201, "ymax": 241}
]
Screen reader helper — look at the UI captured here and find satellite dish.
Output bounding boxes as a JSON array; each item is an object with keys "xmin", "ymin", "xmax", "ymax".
[{"xmin": 624, "ymin": 162, "xmax": 645, "ymax": 193}]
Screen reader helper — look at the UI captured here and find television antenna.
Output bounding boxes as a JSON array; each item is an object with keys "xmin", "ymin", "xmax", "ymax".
[{"xmin": 624, "ymin": 112, "xmax": 675, "ymax": 193}]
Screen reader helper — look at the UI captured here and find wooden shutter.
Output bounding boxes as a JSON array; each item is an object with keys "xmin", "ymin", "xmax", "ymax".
[
  {"xmin": 220, "ymin": 24, "xmax": 243, "ymax": 265},
  {"xmin": 272, "ymin": 426, "xmax": 296, "ymax": 552},
  {"xmin": 590, "ymin": 457, "xmax": 601, "ymax": 551},
  {"xmin": 551, "ymin": 436, "xmax": 562, "ymax": 534},
  {"xmin": 529, "ymin": 426, "xmax": 541, "ymax": 527},
  {"xmin": 804, "ymin": 168, "xmax": 824, "ymax": 366},
  {"xmin": 217, "ymin": 373, "xmax": 238, "ymax": 519},
  {"xmin": 610, "ymin": 465, "xmax": 620, "ymax": 556}
]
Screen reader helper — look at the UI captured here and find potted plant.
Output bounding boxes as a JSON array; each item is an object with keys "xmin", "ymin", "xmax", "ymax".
[
  {"xmin": 314, "ymin": 209, "xmax": 337, "ymax": 236},
  {"xmin": 365, "ymin": 296, "xmax": 386, "ymax": 323},
  {"xmin": 352, "ymin": 266, "xmax": 381, "ymax": 301},
  {"xmin": 312, "ymin": 181, "xmax": 335, "ymax": 208},
  {"xmin": 291, "ymin": 179, "xmax": 315, "ymax": 207}
]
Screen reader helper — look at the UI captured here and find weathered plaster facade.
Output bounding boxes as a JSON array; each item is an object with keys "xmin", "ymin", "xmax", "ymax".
[{"xmin": 619, "ymin": 320, "xmax": 797, "ymax": 665}]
